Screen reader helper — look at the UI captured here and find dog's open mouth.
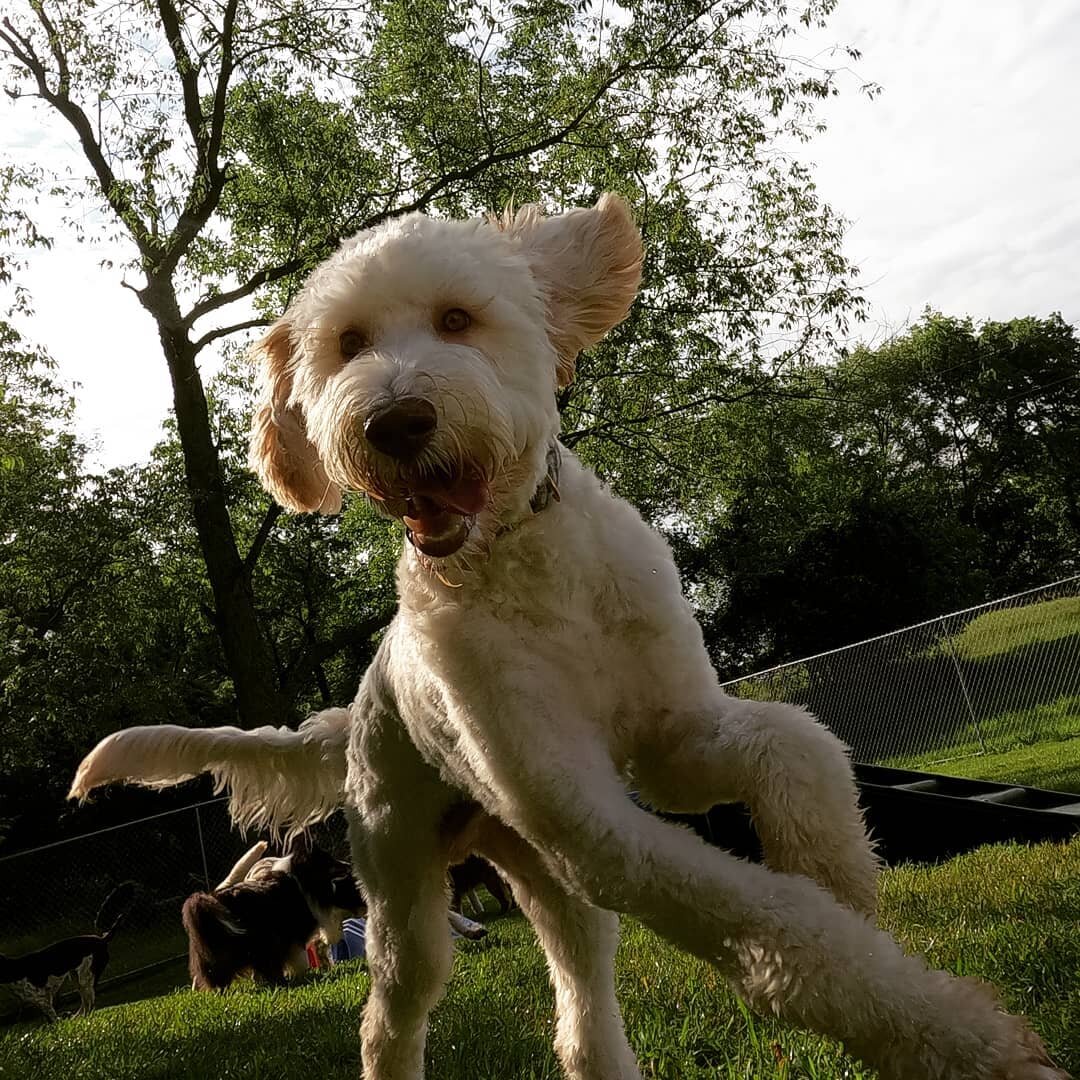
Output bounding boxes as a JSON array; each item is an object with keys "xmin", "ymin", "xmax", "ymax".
[{"xmin": 374, "ymin": 472, "xmax": 489, "ymax": 558}]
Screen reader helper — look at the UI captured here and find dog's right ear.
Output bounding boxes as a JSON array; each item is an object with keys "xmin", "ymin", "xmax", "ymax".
[{"xmin": 248, "ymin": 320, "xmax": 342, "ymax": 514}]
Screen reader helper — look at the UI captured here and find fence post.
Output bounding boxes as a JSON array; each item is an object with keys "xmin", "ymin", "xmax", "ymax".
[
  {"xmin": 942, "ymin": 626, "xmax": 988, "ymax": 754},
  {"xmin": 194, "ymin": 805, "xmax": 211, "ymax": 890}
]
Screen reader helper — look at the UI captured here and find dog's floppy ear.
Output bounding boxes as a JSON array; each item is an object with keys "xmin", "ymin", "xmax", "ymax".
[
  {"xmin": 248, "ymin": 319, "xmax": 342, "ymax": 514},
  {"xmin": 503, "ymin": 193, "xmax": 643, "ymax": 386}
]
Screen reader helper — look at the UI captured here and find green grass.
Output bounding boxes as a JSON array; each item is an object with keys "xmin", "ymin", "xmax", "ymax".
[
  {"xmin": 889, "ymin": 694, "xmax": 1080, "ymax": 789},
  {"xmin": 939, "ymin": 595, "xmax": 1080, "ymax": 661},
  {"xmin": 893, "ymin": 693, "xmax": 1080, "ymax": 765},
  {"xmin": 731, "ymin": 594, "xmax": 1080, "ymax": 784},
  {"xmin": 3, "ymin": 838, "xmax": 1078, "ymax": 1080},
  {"xmin": 917, "ymin": 733, "xmax": 1080, "ymax": 793}
]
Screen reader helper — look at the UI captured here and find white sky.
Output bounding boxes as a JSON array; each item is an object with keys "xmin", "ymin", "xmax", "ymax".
[
  {"xmin": 807, "ymin": 0, "xmax": 1080, "ymax": 340},
  {"xmin": 2, "ymin": 0, "xmax": 1078, "ymax": 469}
]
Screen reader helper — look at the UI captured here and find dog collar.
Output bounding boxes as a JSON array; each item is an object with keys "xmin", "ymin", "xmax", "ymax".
[{"xmin": 528, "ymin": 441, "xmax": 562, "ymax": 515}]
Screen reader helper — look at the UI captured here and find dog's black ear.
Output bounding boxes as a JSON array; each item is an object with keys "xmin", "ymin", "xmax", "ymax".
[
  {"xmin": 501, "ymin": 193, "xmax": 643, "ymax": 387},
  {"xmin": 249, "ymin": 319, "xmax": 342, "ymax": 514}
]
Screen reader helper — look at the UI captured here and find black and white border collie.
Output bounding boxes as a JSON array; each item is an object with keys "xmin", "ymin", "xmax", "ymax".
[{"xmin": 182, "ymin": 839, "xmax": 365, "ymax": 991}]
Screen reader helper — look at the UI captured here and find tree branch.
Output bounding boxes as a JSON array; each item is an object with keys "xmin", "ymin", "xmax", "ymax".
[
  {"xmin": 154, "ymin": 0, "xmax": 206, "ymax": 154},
  {"xmin": 563, "ymin": 386, "xmax": 767, "ymax": 448},
  {"xmin": 153, "ymin": 0, "xmax": 237, "ymax": 279},
  {"xmin": 0, "ymin": 15, "xmax": 157, "ymax": 260},
  {"xmin": 242, "ymin": 501, "xmax": 283, "ymax": 577},
  {"xmin": 182, "ymin": 65, "xmax": 631, "ymax": 323},
  {"xmin": 192, "ymin": 316, "xmax": 270, "ymax": 354},
  {"xmin": 281, "ymin": 609, "xmax": 395, "ymax": 700},
  {"xmin": 27, "ymin": 0, "xmax": 69, "ymax": 94},
  {"xmin": 206, "ymin": 0, "xmax": 238, "ymax": 170},
  {"xmin": 182, "ymin": 0, "xmax": 724, "ymax": 324},
  {"xmin": 184, "ymin": 258, "xmax": 307, "ymax": 327}
]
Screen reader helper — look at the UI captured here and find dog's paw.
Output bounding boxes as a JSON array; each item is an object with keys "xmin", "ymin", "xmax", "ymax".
[{"xmin": 991, "ymin": 1014, "xmax": 1070, "ymax": 1080}]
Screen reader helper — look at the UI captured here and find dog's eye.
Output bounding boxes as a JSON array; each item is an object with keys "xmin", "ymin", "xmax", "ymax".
[
  {"xmin": 339, "ymin": 329, "xmax": 368, "ymax": 358},
  {"xmin": 441, "ymin": 308, "xmax": 471, "ymax": 333}
]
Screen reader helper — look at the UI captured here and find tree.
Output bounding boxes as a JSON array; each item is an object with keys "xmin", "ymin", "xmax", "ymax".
[
  {"xmin": 683, "ymin": 312, "xmax": 1080, "ymax": 675},
  {"xmin": 839, "ymin": 313, "xmax": 1080, "ymax": 589},
  {"xmin": 0, "ymin": 324, "xmax": 397, "ymax": 846},
  {"xmin": 0, "ymin": 323, "xmax": 205, "ymax": 841},
  {"xmin": 1, "ymin": 0, "xmax": 868, "ymax": 727}
]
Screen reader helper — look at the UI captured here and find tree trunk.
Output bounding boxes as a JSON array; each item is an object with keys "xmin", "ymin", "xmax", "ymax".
[{"xmin": 148, "ymin": 283, "xmax": 291, "ymax": 729}]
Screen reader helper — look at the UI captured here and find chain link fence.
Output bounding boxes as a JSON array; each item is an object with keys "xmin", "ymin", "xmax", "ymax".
[
  {"xmin": 0, "ymin": 798, "xmax": 351, "ymax": 1023},
  {"xmin": 4, "ymin": 576, "xmax": 1078, "ymax": 1022},
  {"xmin": 722, "ymin": 576, "xmax": 1080, "ymax": 773}
]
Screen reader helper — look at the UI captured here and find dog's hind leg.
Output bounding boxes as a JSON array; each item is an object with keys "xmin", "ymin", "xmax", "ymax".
[
  {"xmin": 346, "ymin": 803, "xmax": 456, "ymax": 1080},
  {"xmin": 476, "ymin": 819, "xmax": 642, "ymax": 1080},
  {"xmin": 76, "ymin": 954, "xmax": 96, "ymax": 1014},
  {"xmin": 633, "ymin": 697, "xmax": 879, "ymax": 917}
]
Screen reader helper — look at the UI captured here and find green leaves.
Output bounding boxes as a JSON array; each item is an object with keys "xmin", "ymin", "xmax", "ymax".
[{"xmin": 684, "ymin": 312, "xmax": 1080, "ymax": 675}]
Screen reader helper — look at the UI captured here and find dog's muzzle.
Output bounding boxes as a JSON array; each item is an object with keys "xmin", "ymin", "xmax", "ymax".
[{"xmin": 359, "ymin": 397, "xmax": 485, "ymax": 558}]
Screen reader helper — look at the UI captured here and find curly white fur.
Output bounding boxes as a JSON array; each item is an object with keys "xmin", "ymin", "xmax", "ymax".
[{"xmin": 72, "ymin": 195, "xmax": 1068, "ymax": 1080}]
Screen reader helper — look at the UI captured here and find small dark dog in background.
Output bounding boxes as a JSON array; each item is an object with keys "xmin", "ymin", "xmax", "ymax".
[
  {"xmin": 183, "ymin": 838, "xmax": 364, "ymax": 991},
  {"xmin": 0, "ymin": 881, "xmax": 138, "ymax": 1021},
  {"xmin": 449, "ymin": 855, "xmax": 514, "ymax": 916}
]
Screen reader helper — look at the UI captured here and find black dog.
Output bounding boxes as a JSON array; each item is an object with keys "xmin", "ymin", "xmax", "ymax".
[
  {"xmin": 183, "ymin": 841, "xmax": 365, "ymax": 991},
  {"xmin": 449, "ymin": 855, "xmax": 514, "ymax": 915},
  {"xmin": 0, "ymin": 882, "xmax": 137, "ymax": 1021}
]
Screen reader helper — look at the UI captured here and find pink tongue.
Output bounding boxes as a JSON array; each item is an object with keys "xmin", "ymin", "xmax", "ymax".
[{"xmin": 415, "ymin": 476, "xmax": 489, "ymax": 516}]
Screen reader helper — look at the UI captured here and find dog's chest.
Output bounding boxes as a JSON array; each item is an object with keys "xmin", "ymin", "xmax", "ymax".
[
  {"xmin": 390, "ymin": 467, "xmax": 720, "ymax": 771},
  {"xmin": 413, "ymin": 551, "xmax": 708, "ymax": 719}
]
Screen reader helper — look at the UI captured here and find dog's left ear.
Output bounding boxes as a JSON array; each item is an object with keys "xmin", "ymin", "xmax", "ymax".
[{"xmin": 504, "ymin": 193, "xmax": 643, "ymax": 386}]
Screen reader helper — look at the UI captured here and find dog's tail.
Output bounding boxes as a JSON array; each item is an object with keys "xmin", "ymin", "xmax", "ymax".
[
  {"xmin": 95, "ymin": 880, "xmax": 139, "ymax": 940},
  {"xmin": 216, "ymin": 841, "xmax": 270, "ymax": 890},
  {"xmin": 68, "ymin": 709, "xmax": 351, "ymax": 835}
]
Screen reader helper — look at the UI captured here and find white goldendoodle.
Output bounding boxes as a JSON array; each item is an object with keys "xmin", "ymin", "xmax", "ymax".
[{"xmin": 71, "ymin": 195, "xmax": 1066, "ymax": 1080}]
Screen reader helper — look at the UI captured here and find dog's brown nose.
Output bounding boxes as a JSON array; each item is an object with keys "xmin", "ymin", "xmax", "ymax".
[{"xmin": 364, "ymin": 397, "xmax": 438, "ymax": 459}]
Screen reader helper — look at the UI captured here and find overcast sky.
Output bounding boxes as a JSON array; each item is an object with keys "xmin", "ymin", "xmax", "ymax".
[{"xmin": 3, "ymin": 0, "xmax": 1078, "ymax": 468}]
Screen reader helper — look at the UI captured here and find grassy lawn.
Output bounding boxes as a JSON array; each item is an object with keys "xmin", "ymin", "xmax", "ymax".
[
  {"xmin": 728, "ymin": 591, "xmax": 1080, "ymax": 785},
  {"xmin": 941, "ymin": 595, "xmax": 1080, "ymax": 661},
  {"xmin": 916, "ymin": 732, "xmax": 1080, "ymax": 794},
  {"xmin": 889, "ymin": 693, "xmax": 1080, "ymax": 775},
  {"xmin": 3, "ymin": 837, "xmax": 1077, "ymax": 1080}
]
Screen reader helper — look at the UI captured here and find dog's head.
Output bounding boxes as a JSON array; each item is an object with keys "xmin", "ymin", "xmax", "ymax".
[
  {"xmin": 277, "ymin": 841, "xmax": 365, "ymax": 909},
  {"xmin": 249, "ymin": 194, "xmax": 642, "ymax": 561},
  {"xmin": 277, "ymin": 841, "xmax": 366, "ymax": 945}
]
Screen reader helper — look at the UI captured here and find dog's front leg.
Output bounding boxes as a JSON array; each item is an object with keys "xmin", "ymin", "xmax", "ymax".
[
  {"xmin": 350, "ymin": 819, "xmax": 453, "ymax": 1079},
  {"xmin": 473, "ymin": 715, "xmax": 1064, "ymax": 1080},
  {"xmin": 344, "ymin": 738, "xmax": 462, "ymax": 1080},
  {"xmin": 633, "ymin": 698, "xmax": 880, "ymax": 917}
]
